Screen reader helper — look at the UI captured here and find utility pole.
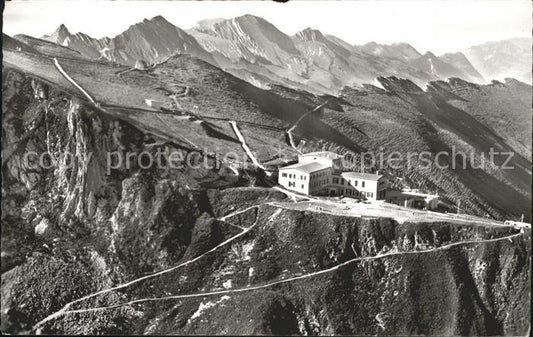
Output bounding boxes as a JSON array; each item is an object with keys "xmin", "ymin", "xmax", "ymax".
[{"xmin": 521, "ymin": 214, "xmax": 524, "ymax": 222}]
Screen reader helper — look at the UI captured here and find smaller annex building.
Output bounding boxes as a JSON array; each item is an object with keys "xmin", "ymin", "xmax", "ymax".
[
  {"xmin": 333, "ymin": 172, "xmax": 387, "ymax": 200},
  {"xmin": 278, "ymin": 151, "xmax": 387, "ymax": 201}
]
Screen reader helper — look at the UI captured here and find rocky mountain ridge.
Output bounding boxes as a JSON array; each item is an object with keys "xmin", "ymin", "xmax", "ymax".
[
  {"xmin": 439, "ymin": 52, "xmax": 486, "ymax": 83},
  {"xmin": 3, "ymin": 35, "xmax": 530, "ymax": 221},
  {"xmin": 30, "ymin": 14, "xmax": 528, "ymax": 94},
  {"xmin": 361, "ymin": 42, "xmax": 422, "ymax": 62},
  {"xmin": 408, "ymin": 51, "xmax": 485, "ymax": 84},
  {"xmin": 462, "ymin": 37, "xmax": 531, "ymax": 84},
  {"xmin": 42, "ymin": 24, "xmax": 110, "ymax": 59}
]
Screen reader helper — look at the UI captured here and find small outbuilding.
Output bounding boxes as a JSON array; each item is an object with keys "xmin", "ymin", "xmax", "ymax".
[{"xmin": 144, "ymin": 99, "xmax": 163, "ymax": 109}]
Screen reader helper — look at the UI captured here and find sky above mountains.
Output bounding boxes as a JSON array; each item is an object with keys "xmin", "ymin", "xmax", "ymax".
[{"xmin": 4, "ymin": 0, "xmax": 531, "ymax": 54}]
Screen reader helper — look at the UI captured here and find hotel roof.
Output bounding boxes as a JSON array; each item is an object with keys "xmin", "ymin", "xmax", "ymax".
[
  {"xmin": 280, "ymin": 162, "xmax": 330, "ymax": 173},
  {"xmin": 340, "ymin": 172, "xmax": 384, "ymax": 181},
  {"xmin": 300, "ymin": 151, "xmax": 344, "ymax": 160}
]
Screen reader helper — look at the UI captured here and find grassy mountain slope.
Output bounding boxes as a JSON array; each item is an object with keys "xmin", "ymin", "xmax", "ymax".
[{"xmin": 4, "ymin": 35, "xmax": 531, "ymax": 220}]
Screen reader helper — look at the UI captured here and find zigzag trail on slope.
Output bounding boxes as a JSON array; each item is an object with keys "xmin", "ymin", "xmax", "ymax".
[
  {"xmin": 288, "ymin": 99, "xmax": 331, "ymax": 134},
  {"xmin": 286, "ymin": 99, "xmax": 331, "ymax": 153}
]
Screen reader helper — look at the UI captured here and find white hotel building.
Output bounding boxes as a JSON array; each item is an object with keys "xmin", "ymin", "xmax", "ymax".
[{"xmin": 278, "ymin": 152, "xmax": 388, "ymax": 201}]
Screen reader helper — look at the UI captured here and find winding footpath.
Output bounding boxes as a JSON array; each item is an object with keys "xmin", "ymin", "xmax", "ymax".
[
  {"xmin": 51, "ymin": 58, "xmax": 250, "ymax": 174},
  {"xmin": 219, "ymin": 205, "xmax": 260, "ymax": 222},
  {"xmin": 33, "ymin": 205, "xmax": 264, "ymax": 331},
  {"xmin": 52, "ymin": 58, "xmax": 97, "ymax": 105},
  {"xmin": 287, "ymin": 130, "xmax": 301, "ymax": 154},
  {"xmin": 34, "ymin": 231, "xmax": 525, "ymax": 327},
  {"xmin": 229, "ymin": 121, "xmax": 272, "ymax": 176},
  {"xmin": 35, "ymin": 61, "xmax": 526, "ymax": 333},
  {"xmin": 286, "ymin": 99, "xmax": 331, "ymax": 153}
]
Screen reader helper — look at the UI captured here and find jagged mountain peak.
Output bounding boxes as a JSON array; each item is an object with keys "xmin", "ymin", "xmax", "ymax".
[
  {"xmin": 127, "ymin": 15, "xmax": 177, "ymax": 32},
  {"xmin": 148, "ymin": 14, "xmax": 167, "ymax": 22},
  {"xmin": 361, "ymin": 41, "xmax": 422, "ymax": 61},
  {"xmin": 294, "ymin": 27, "xmax": 327, "ymax": 42},
  {"xmin": 115, "ymin": 15, "xmax": 195, "ymax": 43},
  {"xmin": 40, "ymin": 24, "xmax": 109, "ymax": 58},
  {"xmin": 461, "ymin": 37, "xmax": 532, "ymax": 84},
  {"xmin": 391, "ymin": 42, "xmax": 412, "ymax": 47},
  {"xmin": 56, "ymin": 24, "xmax": 70, "ymax": 35},
  {"xmin": 201, "ymin": 13, "xmax": 275, "ymax": 31},
  {"xmin": 218, "ymin": 14, "xmax": 288, "ymax": 35},
  {"xmin": 391, "ymin": 42, "xmax": 421, "ymax": 56},
  {"xmin": 192, "ymin": 14, "xmax": 290, "ymax": 40},
  {"xmin": 140, "ymin": 15, "xmax": 172, "ymax": 26},
  {"xmin": 440, "ymin": 51, "xmax": 468, "ymax": 60},
  {"xmin": 390, "ymin": 42, "xmax": 418, "ymax": 49},
  {"xmin": 102, "ymin": 15, "xmax": 215, "ymax": 66},
  {"xmin": 408, "ymin": 50, "xmax": 482, "ymax": 82},
  {"xmin": 38, "ymin": 14, "xmax": 215, "ymax": 66},
  {"xmin": 193, "ymin": 18, "xmax": 226, "ymax": 31},
  {"xmin": 233, "ymin": 14, "xmax": 269, "ymax": 24},
  {"xmin": 189, "ymin": 13, "xmax": 299, "ymax": 66},
  {"xmin": 439, "ymin": 51, "xmax": 485, "ymax": 83},
  {"xmin": 363, "ymin": 41, "xmax": 379, "ymax": 48},
  {"xmin": 43, "ymin": 24, "xmax": 71, "ymax": 44},
  {"xmin": 228, "ymin": 14, "xmax": 294, "ymax": 42},
  {"xmin": 34, "ymin": 15, "xmax": 500, "ymax": 92}
]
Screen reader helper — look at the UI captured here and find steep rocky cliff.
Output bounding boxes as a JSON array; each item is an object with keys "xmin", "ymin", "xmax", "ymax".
[{"xmin": 1, "ymin": 67, "xmax": 530, "ymax": 335}]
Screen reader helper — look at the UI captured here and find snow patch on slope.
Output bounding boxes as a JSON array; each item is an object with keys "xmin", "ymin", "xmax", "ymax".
[
  {"xmin": 188, "ymin": 296, "xmax": 231, "ymax": 323},
  {"xmin": 372, "ymin": 78, "xmax": 387, "ymax": 91}
]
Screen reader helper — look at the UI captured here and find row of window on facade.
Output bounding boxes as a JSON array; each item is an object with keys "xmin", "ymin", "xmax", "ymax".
[
  {"xmin": 311, "ymin": 171, "xmax": 328, "ymax": 180},
  {"xmin": 281, "ymin": 173, "xmax": 307, "ymax": 180},
  {"xmin": 281, "ymin": 171, "xmax": 329, "ymax": 180},
  {"xmin": 285, "ymin": 178, "xmax": 327, "ymax": 189},
  {"xmin": 288, "ymin": 181, "xmax": 306, "ymax": 189},
  {"xmin": 344, "ymin": 189, "xmax": 373, "ymax": 198},
  {"xmin": 310, "ymin": 179, "xmax": 327, "ymax": 188},
  {"xmin": 332, "ymin": 177, "xmax": 366, "ymax": 188}
]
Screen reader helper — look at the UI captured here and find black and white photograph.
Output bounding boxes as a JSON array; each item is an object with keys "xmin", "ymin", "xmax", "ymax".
[{"xmin": 1, "ymin": 0, "xmax": 531, "ymax": 335}]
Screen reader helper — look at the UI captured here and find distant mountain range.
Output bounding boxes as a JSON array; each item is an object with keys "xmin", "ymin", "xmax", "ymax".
[
  {"xmin": 462, "ymin": 37, "xmax": 531, "ymax": 84},
  {"xmin": 29, "ymin": 14, "xmax": 531, "ymax": 94}
]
